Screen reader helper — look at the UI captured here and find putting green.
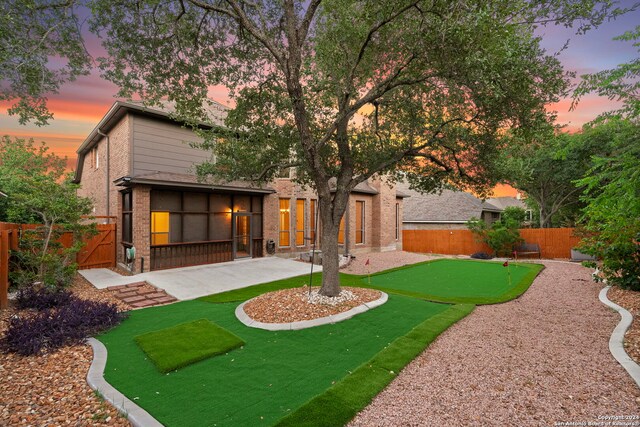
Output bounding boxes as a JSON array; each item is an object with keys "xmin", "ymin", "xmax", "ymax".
[
  {"xmin": 98, "ymin": 296, "xmax": 466, "ymax": 427},
  {"xmin": 364, "ymin": 259, "xmax": 543, "ymax": 304},
  {"xmin": 135, "ymin": 319, "xmax": 245, "ymax": 373}
]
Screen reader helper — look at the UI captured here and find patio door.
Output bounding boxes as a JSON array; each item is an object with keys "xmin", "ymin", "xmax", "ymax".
[{"xmin": 232, "ymin": 213, "xmax": 252, "ymax": 259}]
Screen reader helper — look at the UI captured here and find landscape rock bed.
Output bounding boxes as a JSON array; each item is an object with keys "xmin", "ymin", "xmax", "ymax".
[
  {"xmin": 0, "ymin": 275, "xmax": 132, "ymax": 426},
  {"xmin": 243, "ymin": 286, "xmax": 382, "ymax": 323}
]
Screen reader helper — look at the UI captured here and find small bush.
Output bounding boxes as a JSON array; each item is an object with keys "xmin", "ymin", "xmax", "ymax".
[
  {"xmin": 470, "ymin": 252, "xmax": 493, "ymax": 260},
  {"xmin": 3, "ymin": 298, "xmax": 127, "ymax": 356},
  {"xmin": 15, "ymin": 286, "xmax": 73, "ymax": 311}
]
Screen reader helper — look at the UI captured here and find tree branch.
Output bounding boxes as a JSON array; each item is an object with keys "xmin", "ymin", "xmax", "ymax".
[{"xmin": 298, "ymin": 0, "xmax": 322, "ymax": 46}]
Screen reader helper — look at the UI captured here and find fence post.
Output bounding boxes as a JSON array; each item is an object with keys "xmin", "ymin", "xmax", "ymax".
[{"xmin": 0, "ymin": 230, "xmax": 10, "ymax": 309}]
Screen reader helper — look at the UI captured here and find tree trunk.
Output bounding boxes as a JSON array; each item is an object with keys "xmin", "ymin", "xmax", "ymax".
[
  {"xmin": 539, "ymin": 207, "xmax": 551, "ymax": 228},
  {"xmin": 319, "ymin": 219, "xmax": 341, "ymax": 297},
  {"xmin": 317, "ymin": 192, "xmax": 348, "ymax": 297}
]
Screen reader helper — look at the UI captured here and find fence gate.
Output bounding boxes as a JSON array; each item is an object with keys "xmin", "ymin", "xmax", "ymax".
[{"xmin": 77, "ymin": 224, "xmax": 117, "ymax": 269}]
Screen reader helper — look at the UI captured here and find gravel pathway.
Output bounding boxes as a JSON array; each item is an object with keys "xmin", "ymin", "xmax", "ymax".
[{"xmin": 350, "ymin": 260, "xmax": 640, "ymax": 426}]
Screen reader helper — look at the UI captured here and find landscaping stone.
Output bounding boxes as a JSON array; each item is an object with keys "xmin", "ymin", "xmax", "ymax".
[{"xmin": 107, "ymin": 282, "xmax": 177, "ymax": 309}]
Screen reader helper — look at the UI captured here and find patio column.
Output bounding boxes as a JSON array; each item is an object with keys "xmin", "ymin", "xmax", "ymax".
[{"xmin": 132, "ymin": 185, "xmax": 151, "ymax": 272}]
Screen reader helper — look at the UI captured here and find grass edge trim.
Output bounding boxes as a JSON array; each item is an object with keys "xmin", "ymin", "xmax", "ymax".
[{"xmin": 274, "ymin": 303, "xmax": 475, "ymax": 427}]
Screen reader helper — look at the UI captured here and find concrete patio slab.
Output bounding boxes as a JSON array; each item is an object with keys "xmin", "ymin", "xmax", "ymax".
[{"xmin": 80, "ymin": 257, "xmax": 322, "ymax": 301}]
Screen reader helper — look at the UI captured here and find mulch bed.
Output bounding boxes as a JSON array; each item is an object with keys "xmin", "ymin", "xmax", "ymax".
[
  {"xmin": 243, "ymin": 286, "xmax": 382, "ymax": 323},
  {"xmin": 0, "ymin": 275, "xmax": 132, "ymax": 426},
  {"xmin": 607, "ymin": 286, "xmax": 640, "ymax": 365},
  {"xmin": 108, "ymin": 282, "xmax": 177, "ymax": 309}
]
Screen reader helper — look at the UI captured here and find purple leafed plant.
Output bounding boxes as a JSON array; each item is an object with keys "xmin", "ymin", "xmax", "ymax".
[
  {"xmin": 15, "ymin": 286, "xmax": 74, "ymax": 311},
  {"xmin": 3, "ymin": 298, "xmax": 127, "ymax": 356}
]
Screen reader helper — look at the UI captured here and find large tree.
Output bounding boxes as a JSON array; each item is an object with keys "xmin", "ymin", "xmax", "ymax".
[
  {"xmin": 87, "ymin": 0, "xmax": 624, "ymax": 296},
  {"xmin": 0, "ymin": 0, "xmax": 91, "ymax": 125},
  {"xmin": 499, "ymin": 123, "xmax": 618, "ymax": 228},
  {"xmin": 573, "ymin": 26, "xmax": 640, "ymax": 289}
]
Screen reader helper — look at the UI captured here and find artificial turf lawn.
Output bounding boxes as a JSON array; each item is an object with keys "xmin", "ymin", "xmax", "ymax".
[
  {"xmin": 134, "ymin": 319, "xmax": 245, "ymax": 373},
  {"xmin": 98, "ymin": 295, "xmax": 465, "ymax": 427},
  {"xmin": 200, "ymin": 258, "xmax": 544, "ymax": 306},
  {"xmin": 364, "ymin": 259, "xmax": 544, "ymax": 304}
]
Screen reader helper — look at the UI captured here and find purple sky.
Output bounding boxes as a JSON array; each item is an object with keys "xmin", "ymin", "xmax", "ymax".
[{"xmin": 1, "ymin": 5, "xmax": 638, "ymax": 183}]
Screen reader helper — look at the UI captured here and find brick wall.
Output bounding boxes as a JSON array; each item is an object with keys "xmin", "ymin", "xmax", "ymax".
[
  {"xmin": 265, "ymin": 179, "xmax": 319, "ymax": 257},
  {"xmin": 266, "ymin": 176, "xmax": 402, "ymax": 257},
  {"xmin": 132, "ymin": 186, "xmax": 151, "ymax": 272},
  {"xmin": 369, "ymin": 177, "xmax": 400, "ymax": 252},
  {"xmin": 77, "ymin": 115, "xmax": 131, "ymax": 265}
]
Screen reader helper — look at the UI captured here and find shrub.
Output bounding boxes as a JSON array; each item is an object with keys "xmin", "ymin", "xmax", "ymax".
[
  {"xmin": 3, "ymin": 298, "xmax": 127, "ymax": 356},
  {"xmin": 470, "ymin": 252, "xmax": 494, "ymax": 260},
  {"xmin": 15, "ymin": 286, "xmax": 73, "ymax": 310},
  {"xmin": 467, "ymin": 217, "xmax": 523, "ymax": 257}
]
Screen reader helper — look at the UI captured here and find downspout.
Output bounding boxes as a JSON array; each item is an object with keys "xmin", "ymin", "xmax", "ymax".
[{"xmin": 96, "ymin": 130, "xmax": 110, "ymax": 222}]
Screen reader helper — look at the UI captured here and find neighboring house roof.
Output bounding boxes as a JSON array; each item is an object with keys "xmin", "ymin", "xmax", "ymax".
[
  {"xmin": 73, "ymin": 99, "xmax": 229, "ymax": 183},
  {"xmin": 398, "ymin": 182, "xmax": 500, "ymax": 223},
  {"xmin": 485, "ymin": 197, "xmax": 527, "ymax": 211},
  {"xmin": 113, "ymin": 172, "xmax": 275, "ymax": 194},
  {"xmin": 327, "ymin": 178, "xmax": 378, "ymax": 195}
]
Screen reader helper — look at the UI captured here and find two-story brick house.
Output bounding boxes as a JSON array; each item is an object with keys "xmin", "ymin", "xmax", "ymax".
[{"xmin": 74, "ymin": 100, "xmax": 404, "ymax": 272}]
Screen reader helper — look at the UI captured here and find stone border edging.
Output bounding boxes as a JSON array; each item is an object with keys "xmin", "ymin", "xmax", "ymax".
[
  {"xmin": 598, "ymin": 286, "xmax": 640, "ymax": 389},
  {"xmin": 235, "ymin": 291, "xmax": 389, "ymax": 331},
  {"xmin": 86, "ymin": 338, "xmax": 164, "ymax": 427}
]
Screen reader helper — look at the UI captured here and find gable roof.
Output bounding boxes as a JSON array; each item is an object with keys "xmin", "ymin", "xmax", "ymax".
[
  {"xmin": 73, "ymin": 100, "xmax": 229, "ymax": 183},
  {"xmin": 485, "ymin": 196, "xmax": 527, "ymax": 210},
  {"xmin": 398, "ymin": 182, "xmax": 501, "ymax": 223}
]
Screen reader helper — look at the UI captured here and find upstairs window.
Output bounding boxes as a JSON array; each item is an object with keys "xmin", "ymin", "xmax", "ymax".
[{"xmin": 90, "ymin": 147, "xmax": 99, "ymax": 169}]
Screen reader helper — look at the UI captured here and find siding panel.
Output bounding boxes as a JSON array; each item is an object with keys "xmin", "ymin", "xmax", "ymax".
[{"xmin": 132, "ymin": 115, "xmax": 213, "ymax": 176}]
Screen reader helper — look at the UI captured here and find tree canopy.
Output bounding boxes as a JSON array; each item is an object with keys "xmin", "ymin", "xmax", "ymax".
[
  {"xmin": 0, "ymin": 0, "xmax": 90, "ymax": 125},
  {"xmin": 2, "ymin": 0, "xmax": 631, "ymax": 295},
  {"xmin": 87, "ymin": 0, "xmax": 627, "ymax": 295}
]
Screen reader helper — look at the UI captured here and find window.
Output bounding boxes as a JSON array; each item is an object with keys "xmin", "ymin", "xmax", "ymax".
[
  {"xmin": 151, "ymin": 212, "xmax": 170, "ymax": 245},
  {"xmin": 91, "ymin": 147, "xmax": 99, "ymax": 169},
  {"xmin": 310, "ymin": 199, "xmax": 317, "ymax": 243},
  {"xmin": 338, "ymin": 216, "xmax": 345, "ymax": 245},
  {"xmin": 122, "ymin": 191, "xmax": 132, "ymax": 244},
  {"xmin": 355, "ymin": 201, "xmax": 365, "ymax": 244},
  {"xmin": 395, "ymin": 203, "xmax": 400, "ymax": 240},
  {"xmin": 279, "ymin": 198, "xmax": 290, "ymax": 247},
  {"xmin": 296, "ymin": 199, "xmax": 305, "ymax": 246}
]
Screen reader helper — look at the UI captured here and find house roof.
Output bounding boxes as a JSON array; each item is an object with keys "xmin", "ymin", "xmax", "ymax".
[
  {"xmin": 113, "ymin": 172, "xmax": 275, "ymax": 194},
  {"xmin": 485, "ymin": 196, "xmax": 527, "ymax": 210},
  {"xmin": 398, "ymin": 182, "xmax": 500, "ymax": 223},
  {"xmin": 73, "ymin": 99, "xmax": 229, "ymax": 183}
]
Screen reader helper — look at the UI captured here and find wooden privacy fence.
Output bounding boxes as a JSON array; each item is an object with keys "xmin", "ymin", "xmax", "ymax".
[
  {"xmin": 0, "ymin": 221, "xmax": 117, "ymax": 309},
  {"xmin": 403, "ymin": 227, "xmax": 582, "ymax": 259},
  {"xmin": 0, "ymin": 225, "xmax": 19, "ymax": 309}
]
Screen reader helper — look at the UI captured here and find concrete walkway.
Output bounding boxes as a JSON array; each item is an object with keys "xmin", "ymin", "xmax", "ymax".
[{"xmin": 79, "ymin": 257, "xmax": 321, "ymax": 301}]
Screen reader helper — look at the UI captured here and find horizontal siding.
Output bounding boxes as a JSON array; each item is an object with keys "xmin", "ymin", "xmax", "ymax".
[{"xmin": 132, "ymin": 116, "xmax": 213, "ymax": 176}]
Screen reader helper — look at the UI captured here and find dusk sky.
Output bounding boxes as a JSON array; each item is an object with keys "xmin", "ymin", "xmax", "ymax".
[{"xmin": 1, "ymin": 5, "xmax": 639, "ymax": 197}]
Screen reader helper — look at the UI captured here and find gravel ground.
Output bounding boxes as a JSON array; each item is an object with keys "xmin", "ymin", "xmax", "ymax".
[
  {"xmin": 244, "ymin": 287, "xmax": 381, "ymax": 323},
  {"xmin": 350, "ymin": 260, "xmax": 640, "ymax": 426},
  {"xmin": 0, "ymin": 275, "xmax": 131, "ymax": 426}
]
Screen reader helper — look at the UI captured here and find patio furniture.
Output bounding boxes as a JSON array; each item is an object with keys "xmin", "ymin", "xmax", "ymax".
[{"xmin": 514, "ymin": 242, "xmax": 541, "ymax": 259}]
